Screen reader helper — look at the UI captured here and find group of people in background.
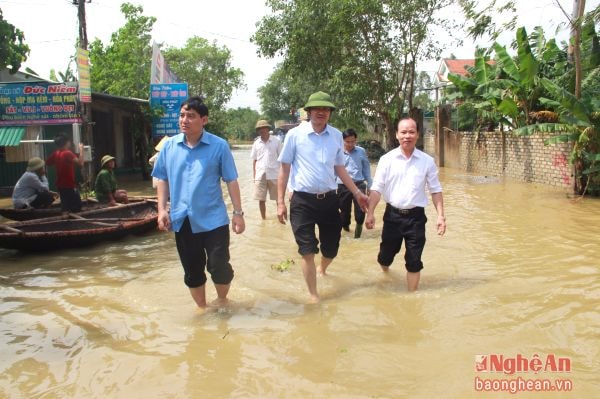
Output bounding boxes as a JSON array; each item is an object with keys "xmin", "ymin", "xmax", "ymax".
[
  {"xmin": 12, "ymin": 134, "xmax": 128, "ymax": 213},
  {"xmin": 151, "ymin": 92, "xmax": 446, "ymax": 308}
]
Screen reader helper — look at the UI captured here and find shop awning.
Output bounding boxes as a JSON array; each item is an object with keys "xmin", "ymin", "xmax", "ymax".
[{"xmin": 0, "ymin": 126, "xmax": 25, "ymax": 146}]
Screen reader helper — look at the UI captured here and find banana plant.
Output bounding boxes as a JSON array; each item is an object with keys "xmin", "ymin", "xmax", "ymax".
[
  {"xmin": 514, "ymin": 78, "xmax": 600, "ymax": 195},
  {"xmin": 446, "ymin": 26, "xmax": 570, "ymax": 130},
  {"xmin": 445, "ymin": 51, "xmax": 507, "ymax": 129}
]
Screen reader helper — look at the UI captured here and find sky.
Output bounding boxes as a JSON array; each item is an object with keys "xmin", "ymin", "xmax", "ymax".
[{"xmin": 1, "ymin": 0, "xmax": 598, "ymax": 111}]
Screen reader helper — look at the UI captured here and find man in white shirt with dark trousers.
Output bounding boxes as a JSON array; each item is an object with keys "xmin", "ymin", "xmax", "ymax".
[{"xmin": 366, "ymin": 117, "xmax": 446, "ymax": 292}]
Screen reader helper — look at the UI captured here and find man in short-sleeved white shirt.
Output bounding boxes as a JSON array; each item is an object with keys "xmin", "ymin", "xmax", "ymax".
[
  {"xmin": 366, "ymin": 118, "xmax": 446, "ymax": 291},
  {"xmin": 251, "ymin": 119, "xmax": 282, "ymax": 219}
]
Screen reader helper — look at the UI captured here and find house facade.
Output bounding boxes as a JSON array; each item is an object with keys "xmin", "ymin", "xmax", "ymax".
[{"xmin": 0, "ymin": 70, "xmax": 149, "ymax": 192}]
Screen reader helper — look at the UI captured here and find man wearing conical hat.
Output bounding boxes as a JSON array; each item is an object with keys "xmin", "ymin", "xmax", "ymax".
[
  {"xmin": 277, "ymin": 91, "xmax": 368, "ymax": 303},
  {"xmin": 251, "ymin": 119, "xmax": 282, "ymax": 219},
  {"xmin": 12, "ymin": 157, "xmax": 58, "ymax": 209},
  {"xmin": 95, "ymin": 155, "xmax": 129, "ymax": 206}
]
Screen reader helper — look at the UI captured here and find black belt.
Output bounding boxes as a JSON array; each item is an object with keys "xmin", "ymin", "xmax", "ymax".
[
  {"xmin": 387, "ymin": 204, "xmax": 424, "ymax": 216},
  {"xmin": 295, "ymin": 190, "xmax": 337, "ymax": 199},
  {"xmin": 337, "ymin": 181, "xmax": 366, "ymax": 189}
]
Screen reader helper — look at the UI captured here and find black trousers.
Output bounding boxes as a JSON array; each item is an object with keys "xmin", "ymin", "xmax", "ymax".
[
  {"xmin": 377, "ymin": 204, "xmax": 427, "ymax": 272},
  {"xmin": 58, "ymin": 188, "xmax": 82, "ymax": 212},
  {"xmin": 174, "ymin": 218, "xmax": 234, "ymax": 288},
  {"xmin": 290, "ymin": 191, "xmax": 342, "ymax": 258},
  {"xmin": 30, "ymin": 191, "xmax": 55, "ymax": 209},
  {"xmin": 338, "ymin": 182, "xmax": 366, "ymax": 228}
]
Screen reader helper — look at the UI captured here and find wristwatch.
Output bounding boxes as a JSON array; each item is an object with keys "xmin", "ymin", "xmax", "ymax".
[{"xmin": 232, "ymin": 209, "xmax": 244, "ymax": 216}]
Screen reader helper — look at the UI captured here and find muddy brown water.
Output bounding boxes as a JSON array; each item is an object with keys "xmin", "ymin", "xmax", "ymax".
[{"xmin": 1, "ymin": 146, "xmax": 599, "ymax": 398}]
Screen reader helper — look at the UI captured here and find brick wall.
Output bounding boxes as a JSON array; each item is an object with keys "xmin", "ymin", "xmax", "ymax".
[{"xmin": 424, "ymin": 131, "xmax": 573, "ymax": 188}]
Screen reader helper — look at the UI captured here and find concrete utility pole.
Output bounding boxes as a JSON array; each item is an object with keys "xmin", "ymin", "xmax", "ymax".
[
  {"xmin": 73, "ymin": 0, "xmax": 94, "ymax": 182},
  {"xmin": 76, "ymin": 0, "xmax": 89, "ymax": 49}
]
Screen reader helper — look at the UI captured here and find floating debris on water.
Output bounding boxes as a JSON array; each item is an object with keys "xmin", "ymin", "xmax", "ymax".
[{"xmin": 271, "ymin": 258, "xmax": 295, "ymax": 272}]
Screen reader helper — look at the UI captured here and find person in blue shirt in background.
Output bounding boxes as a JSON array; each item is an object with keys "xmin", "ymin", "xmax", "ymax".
[
  {"xmin": 152, "ymin": 96, "xmax": 245, "ymax": 311},
  {"xmin": 337, "ymin": 128, "xmax": 372, "ymax": 238}
]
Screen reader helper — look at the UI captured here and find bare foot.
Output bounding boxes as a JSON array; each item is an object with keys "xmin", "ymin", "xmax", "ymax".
[
  {"xmin": 308, "ymin": 294, "xmax": 321, "ymax": 304},
  {"xmin": 194, "ymin": 306, "xmax": 209, "ymax": 316},
  {"xmin": 380, "ymin": 265, "xmax": 390, "ymax": 273},
  {"xmin": 210, "ymin": 298, "xmax": 230, "ymax": 308},
  {"xmin": 317, "ymin": 266, "xmax": 327, "ymax": 276}
]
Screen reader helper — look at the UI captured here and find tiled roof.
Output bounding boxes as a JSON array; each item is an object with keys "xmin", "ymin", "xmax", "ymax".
[{"xmin": 444, "ymin": 59, "xmax": 477, "ymax": 76}]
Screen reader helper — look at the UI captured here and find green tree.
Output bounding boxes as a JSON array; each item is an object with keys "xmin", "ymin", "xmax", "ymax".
[
  {"xmin": 88, "ymin": 3, "xmax": 156, "ymax": 180},
  {"xmin": 253, "ymin": 0, "xmax": 455, "ymax": 149},
  {"xmin": 515, "ymin": 78, "xmax": 600, "ymax": 195},
  {"xmin": 0, "ymin": 9, "xmax": 29, "ymax": 73},
  {"xmin": 223, "ymin": 107, "xmax": 261, "ymax": 141},
  {"xmin": 163, "ymin": 36, "xmax": 245, "ymax": 135},
  {"xmin": 446, "ymin": 27, "xmax": 571, "ymax": 129},
  {"xmin": 163, "ymin": 37, "xmax": 244, "ymax": 111},
  {"xmin": 445, "ymin": 52, "xmax": 504, "ymax": 130},
  {"xmin": 412, "ymin": 72, "xmax": 435, "ymax": 112},
  {"xmin": 89, "ymin": 3, "xmax": 155, "ymax": 98},
  {"xmin": 258, "ymin": 64, "xmax": 314, "ymax": 122},
  {"xmin": 458, "ymin": 0, "xmax": 517, "ymax": 42}
]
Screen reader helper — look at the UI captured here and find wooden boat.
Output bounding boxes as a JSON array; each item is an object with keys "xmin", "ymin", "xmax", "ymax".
[
  {"xmin": 0, "ymin": 200, "xmax": 158, "ymax": 252},
  {"xmin": 0, "ymin": 197, "xmax": 155, "ymax": 221}
]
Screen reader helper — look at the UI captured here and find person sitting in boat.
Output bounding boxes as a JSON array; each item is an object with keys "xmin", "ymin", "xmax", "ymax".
[
  {"xmin": 12, "ymin": 157, "xmax": 58, "ymax": 209},
  {"xmin": 95, "ymin": 155, "xmax": 128, "ymax": 206}
]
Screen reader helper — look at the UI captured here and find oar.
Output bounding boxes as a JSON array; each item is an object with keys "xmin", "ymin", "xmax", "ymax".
[
  {"xmin": 73, "ymin": 218, "xmax": 146, "ymax": 222},
  {"xmin": 128, "ymin": 196, "xmax": 158, "ymax": 201},
  {"xmin": 67, "ymin": 213, "xmax": 121, "ymax": 227},
  {"xmin": 0, "ymin": 225, "xmax": 24, "ymax": 234}
]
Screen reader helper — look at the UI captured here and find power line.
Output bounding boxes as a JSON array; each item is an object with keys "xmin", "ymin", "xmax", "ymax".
[{"xmin": 28, "ymin": 38, "xmax": 74, "ymax": 44}]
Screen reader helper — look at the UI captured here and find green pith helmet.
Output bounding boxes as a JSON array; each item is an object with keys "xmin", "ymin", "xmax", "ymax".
[{"xmin": 304, "ymin": 91, "xmax": 336, "ymax": 110}]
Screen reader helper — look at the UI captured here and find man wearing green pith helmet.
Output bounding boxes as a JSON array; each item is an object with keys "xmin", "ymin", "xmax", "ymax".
[{"xmin": 277, "ymin": 91, "xmax": 369, "ymax": 303}]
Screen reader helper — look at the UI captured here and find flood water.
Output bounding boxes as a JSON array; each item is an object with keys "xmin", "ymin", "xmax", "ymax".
[{"xmin": 1, "ymin": 146, "xmax": 599, "ymax": 398}]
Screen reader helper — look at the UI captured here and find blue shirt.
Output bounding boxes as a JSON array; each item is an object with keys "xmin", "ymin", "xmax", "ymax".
[
  {"xmin": 278, "ymin": 122, "xmax": 345, "ymax": 193},
  {"xmin": 151, "ymin": 131, "xmax": 238, "ymax": 233},
  {"xmin": 336, "ymin": 145, "xmax": 372, "ymax": 186}
]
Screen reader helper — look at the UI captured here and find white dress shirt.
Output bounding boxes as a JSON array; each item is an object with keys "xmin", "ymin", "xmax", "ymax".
[
  {"xmin": 371, "ymin": 147, "xmax": 442, "ymax": 209},
  {"xmin": 251, "ymin": 135, "xmax": 282, "ymax": 180}
]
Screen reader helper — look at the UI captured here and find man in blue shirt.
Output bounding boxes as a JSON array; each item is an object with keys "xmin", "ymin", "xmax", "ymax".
[
  {"xmin": 152, "ymin": 96, "xmax": 245, "ymax": 310},
  {"xmin": 277, "ymin": 91, "xmax": 368, "ymax": 303},
  {"xmin": 337, "ymin": 128, "xmax": 372, "ymax": 238}
]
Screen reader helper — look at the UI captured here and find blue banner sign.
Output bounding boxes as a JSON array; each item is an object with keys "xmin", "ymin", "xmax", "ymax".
[
  {"xmin": 150, "ymin": 83, "xmax": 188, "ymax": 138},
  {"xmin": 0, "ymin": 82, "xmax": 81, "ymax": 126}
]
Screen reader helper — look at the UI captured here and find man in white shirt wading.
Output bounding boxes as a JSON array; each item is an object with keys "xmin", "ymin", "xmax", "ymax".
[
  {"xmin": 365, "ymin": 118, "xmax": 446, "ymax": 291},
  {"xmin": 251, "ymin": 119, "xmax": 282, "ymax": 219},
  {"xmin": 277, "ymin": 91, "xmax": 368, "ymax": 303}
]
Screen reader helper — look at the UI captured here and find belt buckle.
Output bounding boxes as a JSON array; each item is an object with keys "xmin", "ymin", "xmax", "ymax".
[
  {"xmin": 316, "ymin": 192, "xmax": 326, "ymax": 199},
  {"xmin": 398, "ymin": 208, "xmax": 410, "ymax": 215}
]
